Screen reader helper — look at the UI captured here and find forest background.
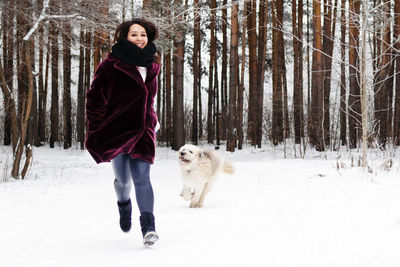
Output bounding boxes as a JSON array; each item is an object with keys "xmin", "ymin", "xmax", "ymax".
[{"xmin": 1, "ymin": 0, "xmax": 399, "ymax": 179}]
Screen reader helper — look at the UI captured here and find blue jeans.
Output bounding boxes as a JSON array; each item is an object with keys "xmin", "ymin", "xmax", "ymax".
[{"xmin": 111, "ymin": 154, "xmax": 154, "ymax": 213}]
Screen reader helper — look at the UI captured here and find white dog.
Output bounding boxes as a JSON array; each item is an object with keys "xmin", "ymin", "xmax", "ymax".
[{"xmin": 178, "ymin": 144, "xmax": 234, "ymax": 208}]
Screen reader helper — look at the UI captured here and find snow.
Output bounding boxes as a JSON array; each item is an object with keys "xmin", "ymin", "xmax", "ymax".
[{"xmin": 1, "ymin": 144, "xmax": 400, "ymax": 267}]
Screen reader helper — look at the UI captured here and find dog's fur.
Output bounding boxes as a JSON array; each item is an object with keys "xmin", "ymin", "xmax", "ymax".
[{"xmin": 178, "ymin": 144, "xmax": 234, "ymax": 208}]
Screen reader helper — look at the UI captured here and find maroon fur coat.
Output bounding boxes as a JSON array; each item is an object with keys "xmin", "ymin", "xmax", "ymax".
[{"xmin": 85, "ymin": 55, "xmax": 160, "ymax": 164}]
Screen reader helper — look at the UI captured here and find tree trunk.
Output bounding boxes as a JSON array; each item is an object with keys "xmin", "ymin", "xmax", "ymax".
[
  {"xmin": 38, "ymin": 5, "xmax": 46, "ymax": 146},
  {"xmin": 214, "ymin": 48, "xmax": 220, "ymax": 146},
  {"xmin": 63, "ymin": 14, "xmax": 72, "ymax": 149},
  {"xmin": 238, "ymin": 14, "xmax": 246, "ymax": 150},
  {"xmin": 207, "ymin": 0, "xmax": 216, "ymax": 144},
  {"xmin": 43, "ymin": 36, "xmax": 50, "ymax": 145},
  {"xmin": 2, "ymin": 2, "xmax": 13, "ymax": 146},
  {"xmin": 375, "ymin": 0, "xmax": 392, "ymax": 147},
  {"xmin": 20, "ymin": 41, "xmax": 34, "ymax": 179},
  {"xmin": 198, "ymin": 47, "xmax": 203, "ymax": 140},
  {"xmin": 160, "ymin": 56, "xmax": 166, "ymax": 142},
  {"xmin": 272, "ymin": 0, "xmax": 284, "ymax": 145},
  {"xmin": 12, "ymin": 40, "xmax": 34, "ymax": 179},
  {"xmin": 372, "ymin": 0, "xmax": 380, "ymax": 145},
  {"xmin": 16, "ymin": 0, "xmax": 29, "ymax": 123},
  {"xmin": 165, "ymin": 50, "xmax": 172, "ymax": 146},
  {"xmin": 307, "ymin": 0, "xmax": 311, "ymax": 141},
  {"xmin": 2, "ymin": 1, "xmax": 8, "ymax": 145},
  {"xmin": 279, "ymin": 0, "xmax": 289, "ymax": 140},
  {"xmin": 394, "ymin": 0, "xmax": 400, "ymax": 145},
  {"xmin": 157, "ymin": 62, "xmax": 162, "ymax": 134},
  {"xmin": 28, "ymin": 35, "xmax": 39, "ymax": 147},
  {"xmin": 340, "ymin": 0, "xmax": 347, "ymax": 146},
  {"xmin": 282, "ymin": 58, "xmax": 289, "ymax": 140},
  {"xmin": 310, "ymin": 0, "xmax": 324, "ymax": 151},
  {"xmin": 227, "ymin": 1, "xmax": 239, "ymax": 152},
  {"xmin": 23, "ymin": 1, "xmax": 36, "ymax": 149},
  {"xmin": 256, "ymin": 0, "xmax": 268, "ymax": 148},
  {"xmin": 84, "ymin": 29, "xmax": 92, "ymax": 146},
  {"xmin": 49, "ymin": 3, "xmax": 59, "ymax": 148},
  {"xmin": 192, "ymin": 0, "xmax": 200, "ymax": 145},
  {"xmin": 221, "ymin": 0, "xmax": 228, "ymax": 141},
  {"xmin": 77, "ymin": 25, "xmax": 86, "ymax": 150},
  {"xmin": 322, "ymin": 0, "xmax": 338, "ymax": 147},
  {"xmin": 172, "ymin": 1, "xmax": 185, "ymax": 150},
  {"xmin": 373, "ymin": 0, "xmax": 386, "ymax": 147},
  {"xmin": 292, "ymin": 0, "xmax": 304, "ymax": 144},
  {"xmin": 348, "ymin": 0, "xmax": 361, "ymax": 149},
  {"xmin": 360, "ymin": 0, "xmax": 368, "ymax": 167},
  {"xmin": 246, "ymin": 0, "xmax": 257, "ymax": 146}
]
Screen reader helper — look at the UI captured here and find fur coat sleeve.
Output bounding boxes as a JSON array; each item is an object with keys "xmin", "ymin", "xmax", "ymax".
[{"xmin": 85, "ymin": 55, "xmax": 160, "ymax": 164}]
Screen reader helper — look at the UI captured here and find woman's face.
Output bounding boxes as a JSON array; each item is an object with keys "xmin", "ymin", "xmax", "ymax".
[{"xmin": 127, "ymin": 24, "xmax": 148, "ymax": 49}]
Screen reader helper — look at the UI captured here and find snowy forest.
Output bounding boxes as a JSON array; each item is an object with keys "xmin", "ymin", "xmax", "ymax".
[
  {"xmin": 1, "ymin": 0, "xmax": 400, "ymax": 179},
  {"xmin": 2, "ymin": 1, "xmax": 400, "ymax": 265}
]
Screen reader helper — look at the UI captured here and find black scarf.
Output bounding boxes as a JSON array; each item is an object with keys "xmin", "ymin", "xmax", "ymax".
[{"xmin": 110, "ymin": 39, "xmax": 156, "ymax": 67}]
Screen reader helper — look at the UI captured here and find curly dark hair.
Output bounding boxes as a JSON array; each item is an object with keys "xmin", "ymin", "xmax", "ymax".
[{"xmin": 113, "ymin": 18, "xmax": 159, "ymax": 43}]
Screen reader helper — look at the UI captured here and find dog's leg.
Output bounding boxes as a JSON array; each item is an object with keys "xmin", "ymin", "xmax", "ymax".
[
  {"xmin": 190, "ymin": 197, "xmax": 200, "ymax": 208},
  {"xmin": 190, "ymin": 183, "xmax": 206, "ymax": 208},
  {"xmin": 180, "ymin": 186, "xmax": 193, "ymax": 201},
  {"xmin": 196, "ymin": 182, "xmax": 212, "ymax": 208},
  {"xmin": 189, "ymin": 192, "xmax": 200, "ymax": 208}
]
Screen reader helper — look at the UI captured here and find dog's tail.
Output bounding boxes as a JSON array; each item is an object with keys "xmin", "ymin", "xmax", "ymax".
[{"xmin": 223, "ymin": 160, "xmax": 234, "ymax": 175}]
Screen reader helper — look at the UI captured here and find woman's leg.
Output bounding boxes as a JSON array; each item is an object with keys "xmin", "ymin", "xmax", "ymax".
[
  {"xmin": 111, "ymin": 154, "xmax": 133, "ymax": 232},
  {"xmin": 128, "ymin": 158, "xmax": 158, "ymax": 245},
  {"xmin": 111, "ymin": 154, "xmax": 132, "ymax": 203},
  {"xmin": 128, "ymin": 158, "xmax": 154, "ymax": 213}
]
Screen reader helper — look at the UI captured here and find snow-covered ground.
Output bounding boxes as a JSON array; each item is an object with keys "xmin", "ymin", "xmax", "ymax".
[{"xmin": 1, "ymin": 144, "xmax": 400, "ymax": 267}]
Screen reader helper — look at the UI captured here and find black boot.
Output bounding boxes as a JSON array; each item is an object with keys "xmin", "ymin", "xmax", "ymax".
[
  {"xmin": 140, "ymin": 212, "xmax": 159, "ymax": 247},
  {"xmin": 117, "ymin": 199, "xmax": 132, "ymax": 232}
]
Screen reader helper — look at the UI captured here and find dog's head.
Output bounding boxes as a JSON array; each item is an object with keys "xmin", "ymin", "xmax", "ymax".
[{"xmin": 178, "ymin": 144, "xmax": 203, "ymax": 169}]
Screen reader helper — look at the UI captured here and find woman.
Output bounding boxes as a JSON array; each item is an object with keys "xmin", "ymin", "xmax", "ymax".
[{"xmin": 85, "ymin": 18, "xmax": 160, "ymax": 247}]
